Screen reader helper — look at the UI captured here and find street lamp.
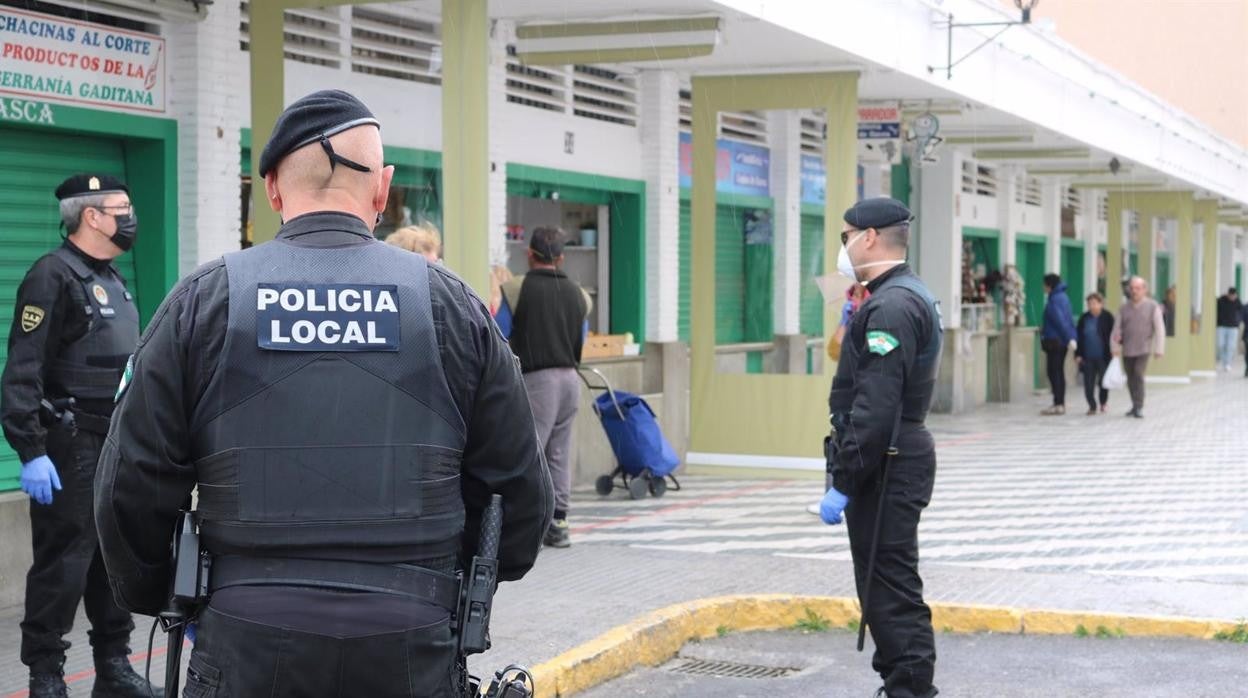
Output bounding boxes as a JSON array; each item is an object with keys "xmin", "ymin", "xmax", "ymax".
[{"xmin": 929, "ymin": 0, "xmax": 1039, "ymax": 80}]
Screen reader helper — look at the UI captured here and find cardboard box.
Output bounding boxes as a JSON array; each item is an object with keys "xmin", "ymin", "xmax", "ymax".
[{"xmin": 582, "ymin": 334, "xmax": 627, "ymax": 360}]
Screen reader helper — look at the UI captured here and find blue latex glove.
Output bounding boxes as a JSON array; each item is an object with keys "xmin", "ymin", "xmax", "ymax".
[
  {"xmin": 20, "ymin": 456, "xmax": 62, "ymax": 506},
  {"xmin": 820, "ymin": 487, "xmax": 849, "ymax": 525},
  {"xmin": 185, "ymin": 622, "xmax": 196, "ymax": 645}
]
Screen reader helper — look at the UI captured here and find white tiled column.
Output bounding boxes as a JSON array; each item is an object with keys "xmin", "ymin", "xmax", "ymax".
[
  {"xmin": 998, "ymin": 165, "xmax": 1020, "ymax": 266},
  {"xmin": 1042, "ymin": 179, "xmax": 1064, "ymax": 274},
  {"xmin": 639, "ymin": 70, "xmax": 680, "ymax": 343},
  {"xmin": 169, "ymin": 2, "xmax": 245, "ymax": 273},
  {"xmin": 768, "ymin": 111, "xmax": 801, "ymax": 335},
  {"xmin": 487, "ymin": 20, "xmax": 512, "ymax": 268}
]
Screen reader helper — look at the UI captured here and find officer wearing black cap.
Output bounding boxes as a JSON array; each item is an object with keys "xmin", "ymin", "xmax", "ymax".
[
  {"xmin": 819, "ymin": 197, "xmax": 942, "ymax": 698},
  {"xmin": 1, "ymin": 175, "xmax": 155, "ymax": 697},
  {"xmin": 95, "ymin": 90, "xmax": 553, "ymax": 697}
]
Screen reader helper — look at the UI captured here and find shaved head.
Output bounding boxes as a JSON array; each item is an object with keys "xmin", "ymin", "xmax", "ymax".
[{"xmin": 264, "ymin": 125, "xmax": 393, "ymax": 229}]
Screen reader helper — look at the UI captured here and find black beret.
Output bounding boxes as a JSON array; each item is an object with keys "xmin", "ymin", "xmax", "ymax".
[
  {"xmin": 843, "ymin": 197, "xmax": 913, "ymax": 230},
  {"xmin": 55, "ymin": 174, "xmax": 128, "ymax": 200},
  {"xmin": 258, "ymin": 90, "xmax": 380, "ymax": 177}
]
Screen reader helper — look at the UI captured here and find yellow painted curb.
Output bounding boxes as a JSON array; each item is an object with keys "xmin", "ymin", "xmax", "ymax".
[{"xmin": 528, "ymin": 595, "xmax": 1243, "ymax": 698}]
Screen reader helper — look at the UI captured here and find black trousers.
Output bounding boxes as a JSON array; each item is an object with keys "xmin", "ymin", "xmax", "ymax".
[
  {"xmin": 185, "ymin": 606, "xmax": 465, "ymax": 698},
  {"xmin": 1044, "ymin": 345, "xmax": 1068, "ymax": 406},
  {"xmin": 844, "ymin": 428, "xmax": 938, "ymax": 698},
  {"xmin": 21, "ymin": 426, "xmax": 134, "ymax": 673},
  {"xmin": 1081, "ymin": 357, "xmax": 1109, "ymax": 410}
]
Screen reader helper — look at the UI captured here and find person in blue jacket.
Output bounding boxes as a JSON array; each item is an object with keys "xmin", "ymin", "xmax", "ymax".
[{"xmin": 1040, "ymin": 273, "xmax": 1078, "ymax": 415}]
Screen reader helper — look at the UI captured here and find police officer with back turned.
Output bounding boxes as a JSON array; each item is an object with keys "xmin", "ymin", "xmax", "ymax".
[
  {"xmin": 94, "ymin": 90, "xmax": 553, "ymax": 697},
  {"xmin": 820, "ymin": 198, "xmax": 942, "ymax": 698},
  {"xmin": 1, "ymin": 174, "xmax": 157, "ymax": 698}
]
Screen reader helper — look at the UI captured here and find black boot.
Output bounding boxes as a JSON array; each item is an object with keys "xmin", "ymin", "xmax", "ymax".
[
  {"xmin": 91, "ymin": 656, "xmax": 161, "ymax": 698},
  {"xmin": 29, "ymin": 672, "xmax": 69, "ymax": 698}
]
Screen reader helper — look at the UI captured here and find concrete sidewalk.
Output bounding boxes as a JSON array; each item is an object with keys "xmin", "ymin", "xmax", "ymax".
[
  {"xmin": 579, "ymin": 628, "xmax": 1248, "ymax": 697},
  {"xmin": 0, "ymin": 376, "xmax": 1244, "ymax": 695},
  {"xmin": 1, "ymin": 545, "xmax": 1237, "ymax": 696}
]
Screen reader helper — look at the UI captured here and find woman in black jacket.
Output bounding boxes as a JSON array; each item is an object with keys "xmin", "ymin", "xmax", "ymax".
[{"xmin": 1074, "ymin": 292, "xmax": 1116, "ymax": 414}]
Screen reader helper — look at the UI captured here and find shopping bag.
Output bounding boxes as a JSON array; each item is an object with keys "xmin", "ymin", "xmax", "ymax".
[{"xmin": 1101, "ymin": 356, "xmax": 1127, "ymax": 390}]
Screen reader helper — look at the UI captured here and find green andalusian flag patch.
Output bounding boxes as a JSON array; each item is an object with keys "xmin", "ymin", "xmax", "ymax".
[
  {"xmin": 115, "ymin": 355, "xmax": 134, "ymax": 403},
  {"xmin": 866, "ymin": 331, "xmax": 900, "ymax": 356}
]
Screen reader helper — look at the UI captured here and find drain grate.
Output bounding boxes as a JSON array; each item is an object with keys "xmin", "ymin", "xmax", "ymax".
[{"xmin": 666, "ymin": 658, "xmax": 799, "ymax": 679}]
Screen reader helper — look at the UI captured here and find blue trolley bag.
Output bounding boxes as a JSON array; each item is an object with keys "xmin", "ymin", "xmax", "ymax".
[{"xmin": 593, "ymin": 391, "xmax": 679, "ymax": 478}]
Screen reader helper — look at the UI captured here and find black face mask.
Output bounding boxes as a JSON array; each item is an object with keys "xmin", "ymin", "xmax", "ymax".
[{"xmin": 109, "ymin": 212, "xmax": 138, "ymax": 252}]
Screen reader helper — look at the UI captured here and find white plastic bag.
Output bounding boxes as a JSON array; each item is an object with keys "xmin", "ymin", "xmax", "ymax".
[{"xmin": 1102, "ymin": 356, "xmax": 1127, "ymax": 390}]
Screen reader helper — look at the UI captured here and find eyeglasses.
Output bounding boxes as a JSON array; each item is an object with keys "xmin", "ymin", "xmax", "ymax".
[
  {"xmin": 841, "ymin": 228, "xmax": 867, "ymax": 246},
  {"xmin": 95, "ymin": 204, "xmax": 133, "ymax": 216}
]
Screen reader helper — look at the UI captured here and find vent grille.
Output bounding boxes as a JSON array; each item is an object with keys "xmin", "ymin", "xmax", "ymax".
[
  {"xmin": 800, "ymin": 111, "xmax": 826, "ymax": 154},
  {"xmin": 961, "ymin": 161, "xmax": 998, "ymax": 198},
  {"xmin": 571, "ymin": 64, "xmax": 637, "ymax": 126},
  {"xmin": 1064, "ymin": 186, "xmax": 1082, "ymax": 215},
  {"xmin": 1016, "ymin": 176, "xmax": 1042, "ymax": 207},
  {"xmin": 677, "ymin": 87, "xmax": 769, "ymax": 144},
  {"xmin": 666, "ymin": 658, "xmax": 799, "ymax": 680},
  {"xmin": 240, "ymin": 3, "xmax": 444, "ymax": 83}
]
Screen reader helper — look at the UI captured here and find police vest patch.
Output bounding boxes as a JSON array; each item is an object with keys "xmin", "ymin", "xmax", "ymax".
[
  {"xmin": 866, "ymin": 330, "xmax": 900, "ymax": 356},
  {"xmin": 256, "ymin": 283, "xmax": 400, "ymax": 352}
]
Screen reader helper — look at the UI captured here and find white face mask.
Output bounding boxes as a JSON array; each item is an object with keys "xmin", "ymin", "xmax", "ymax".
[{"xmin": 837, "ymin": 230, "xmax": 906, "ymax": 281}]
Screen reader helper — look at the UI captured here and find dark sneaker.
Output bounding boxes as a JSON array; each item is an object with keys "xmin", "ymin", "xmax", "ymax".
[
  {"xmin": 29, "ymin": 673, "xmax": 69, "ymax": 698},
  {"xmin": 544, "ymin": 519, "xmax": 571, "ymax": 548},
  {"xmin": 91, "ymin": 656, "xmax": 161, "ymax": 698}
]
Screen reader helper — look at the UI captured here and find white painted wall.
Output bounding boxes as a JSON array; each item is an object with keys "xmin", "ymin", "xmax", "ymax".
[
  {"xmin": 769, "ymin": 110, "xmax": 801, "ymax": 336},
  {"xmin": 640, "ymin": 70, "xmax": 681, "ymax": 343},
  {"xmin": 170, "ymin": 1, "xmax": 243, "ymax": 271},
  {"xmin": 917, "ymin": 155, "xmax": 960, "ymax": 328}
]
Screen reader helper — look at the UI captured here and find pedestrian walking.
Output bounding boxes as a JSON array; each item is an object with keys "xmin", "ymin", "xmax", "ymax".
[
  {"xmin": 94, "ymin": 90, "xmax": 553, "ymax": 697},
  {"xmin": 1040, "ymin": 273, "xmax": 1078, "ymax": 415},
  {"xmin": 1112, "ymin": 276, "xmax": 1165, "ymax": 418},
  {"xmin": 500, "ymin": 227, "xmax": 593, "ymax": 549},
  {"xmin": 0, "ymin": 174, "xmax": 156, "ymax": 698},
  {"xmin": 822, "ymin": 197, "xmax": 943, "ymax": 698},
  {"xmin": 1241, "ymin": 301, "xmax": 1248, "ymax": 377},
  {"xmin": 1074, "ymin": 293, "xmax": 1114, "ymax": 415},
  {"xmin": 1215, "ymin": 287, "xmax": 1242, "ymax": 372}
]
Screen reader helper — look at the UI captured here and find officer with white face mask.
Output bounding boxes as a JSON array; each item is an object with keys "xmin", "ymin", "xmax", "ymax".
[{"xmin": 821, "ymin": 197, "xmax": 943, "ymax": 698}]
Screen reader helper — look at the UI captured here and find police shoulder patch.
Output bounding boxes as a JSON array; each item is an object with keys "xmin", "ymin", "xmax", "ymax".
[
  {"xmin": 866, "ymin": 330, "xmax": 900, "ymax": 356},
  {"xmin": 115, "ymin": 354, "xmax": 134, "ymax": 403},
  {"xmin": 21, "ymin": 305, "xmax": 45, "ymax": 333}
]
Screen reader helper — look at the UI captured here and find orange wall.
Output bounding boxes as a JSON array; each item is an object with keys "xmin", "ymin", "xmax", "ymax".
[{"xmin": 1024, "ymin": 0, "xmax": 1248, "ymax": 149}]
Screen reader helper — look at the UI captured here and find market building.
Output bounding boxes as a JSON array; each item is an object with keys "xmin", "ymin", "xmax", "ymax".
[{"xmin": 1, "ymin": 0, "xmax": 1246, "ymax": 603}]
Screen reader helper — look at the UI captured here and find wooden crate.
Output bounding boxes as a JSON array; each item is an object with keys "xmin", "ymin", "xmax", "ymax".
[{"xmin": 582, "ymin": 334, "xmax": 627, "ymax": 360}]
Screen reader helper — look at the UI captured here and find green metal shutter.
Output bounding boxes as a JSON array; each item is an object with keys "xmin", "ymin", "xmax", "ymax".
[
  {"xmin": 1060, "ymin": 245, "xmax": 1086, "ymax": 316},
  {"xmin": 799, "ymin": 214, "xmax": 825, "ymax": 337},
  {"xmin": 678, "ymin": 199, "xmax": 692, "ymax": 342},
  {"xmin": 715, "ymin": 204, "xmax": 745, "ymax": 344},
  {"xmin": 0, "ymin": 128, "xmax": 131, "ymax": 488},
  {"xmin": 677, "ymin": 200, "xmax": 747, "ymax": 344}
]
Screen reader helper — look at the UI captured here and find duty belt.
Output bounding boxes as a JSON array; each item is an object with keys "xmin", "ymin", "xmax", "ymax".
[{"xmin": 208, "ymin": 555, "xmax": 460, "ymax": 612}]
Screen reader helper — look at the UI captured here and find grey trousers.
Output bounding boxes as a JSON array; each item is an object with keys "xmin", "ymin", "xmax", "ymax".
[
  {"xmin": 523, "ymin": 367, "xmax": 581, "ymax": 517},
  {"xmin": 1123, "ymin": 355, "xmax": 1149, "ymax": 412}
]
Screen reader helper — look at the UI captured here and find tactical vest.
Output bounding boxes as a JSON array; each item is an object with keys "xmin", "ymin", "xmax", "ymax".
[
  {"xmin": 829, "ymin": 271, "xmax": 944, "ymax": 423},
  {"xmin": 191, "ymin": 237, "xmax": 468, "ymax": 573},
  {"xmin": 44, "ymin": 245, "xmax": 140, "ymax": 408}
]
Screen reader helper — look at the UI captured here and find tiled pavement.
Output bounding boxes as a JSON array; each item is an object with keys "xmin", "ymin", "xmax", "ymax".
[
  {"xmin": 0, "ymin": 375, "xmax": 1244, "ymax": 694},
  {"xmin": 575, "ymin": 373, "xmax": 1248, "ymax": 586}
]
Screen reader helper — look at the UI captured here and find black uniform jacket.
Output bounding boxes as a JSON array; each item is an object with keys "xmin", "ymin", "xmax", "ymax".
[
  {"xmin": 830, "ymin": 264, "xmax": 936, "ymax": 497},
  {"xmin": 2, "ymin": 241, "xmax": 122, "ymax": 462},
  {"xmin": 94, "ymin": 213, "xmax": 553, "ymax": 617}
]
